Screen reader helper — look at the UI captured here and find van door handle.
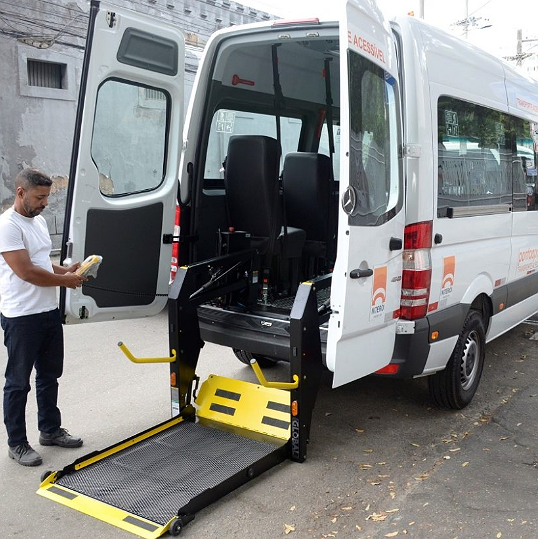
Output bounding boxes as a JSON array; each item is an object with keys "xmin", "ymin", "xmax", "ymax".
[
  {"xmin": 389, "ymin": 237, "xmax": 403, "ymax": 250},
  {"xmin": 350, "ymin": 268, "xmax": 373, "ymax": 279}
]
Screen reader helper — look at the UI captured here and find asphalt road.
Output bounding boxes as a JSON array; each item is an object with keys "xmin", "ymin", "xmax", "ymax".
[{"xmin": 0, "ymin": 309, "xmax": 537, "ymax": 539}]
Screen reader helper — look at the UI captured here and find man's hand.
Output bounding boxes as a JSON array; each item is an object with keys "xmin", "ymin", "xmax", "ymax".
[
  {"xmin": 62, "ymin": 271, "xmax": 86, "ymax": 290},
  {"xmin": 64, "ymin": 261, "xmax": 81, "ymax": 274}
]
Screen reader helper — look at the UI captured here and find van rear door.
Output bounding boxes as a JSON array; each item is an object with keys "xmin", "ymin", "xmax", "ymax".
[
  {"xmin": 61, "ymin": 1, "xmax": 184, "ymax": 323},
  {"xmin": 326, "ymin": 0, "xmax": 405, "ymax": 387}
]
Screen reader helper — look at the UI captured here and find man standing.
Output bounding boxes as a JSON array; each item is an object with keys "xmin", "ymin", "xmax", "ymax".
[{"xmin": 0, "ymin": 168, "xmax": 85, "ymax": 466}]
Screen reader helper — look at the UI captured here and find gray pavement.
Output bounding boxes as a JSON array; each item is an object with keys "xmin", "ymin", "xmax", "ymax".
[{"xmin": 0, "ymin": 308, "xmax": 537, "ymax": 539}]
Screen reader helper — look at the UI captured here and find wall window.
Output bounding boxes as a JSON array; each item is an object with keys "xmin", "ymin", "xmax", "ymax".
[
  {"xmin": 27, "ymin": 59, "xmax": 65, "ymax": 89},
  {"xmin": 204, "ymin": 110, "xmax": 302, "ymax": 179},
  {"xmin": 437, "ymin": 96, "xmax": 538, "ymax": 215},
  {"xmin": 347, "ymin": 50, "xmax": 401, "ymax": 226},
  {"xmin": 91, "ymin": 80, "xmax": 169, "ymax": 197},
  {"xmin": 17, "ymin": 44, "xmax": 76, "ymax": 101}
]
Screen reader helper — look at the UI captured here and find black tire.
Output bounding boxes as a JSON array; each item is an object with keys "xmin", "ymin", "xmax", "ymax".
[
  {"xmin": 232, "ymin": 349, "xmax": 279, "ymax": 368},
  {"xmin": 428, "ymin": 309, "xmax": 486, "ymax": 409},
  {"xmin": 40, "ymin": 470, "xmax": 52, "ymax": 482},
  {"xmin": 169, "ymin": 517, "xmax": 183, "ymax": 536}
]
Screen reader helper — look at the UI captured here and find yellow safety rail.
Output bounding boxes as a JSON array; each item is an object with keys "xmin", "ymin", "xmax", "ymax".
[
  {"xmin": 249, "ymin": 359, "xmax": 299, "ymax": 390},
  {"xmin": 117, "ymin": 342, "xmax": 176, "ymax": 364}
]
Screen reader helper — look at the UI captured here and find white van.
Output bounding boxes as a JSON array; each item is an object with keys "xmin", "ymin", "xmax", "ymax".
[
  {"xmin": 39, "ymin": 1, "xmax": 538, "ymax": 535},
  {"xmin": 62, "ymin": 0, "xmax": 538, "ymax": 415}
]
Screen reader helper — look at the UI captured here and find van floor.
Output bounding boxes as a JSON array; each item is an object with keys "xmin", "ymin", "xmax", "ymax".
[{"xmin": 263, "ymin": 285, "xmax": 331, "ymax": 311}]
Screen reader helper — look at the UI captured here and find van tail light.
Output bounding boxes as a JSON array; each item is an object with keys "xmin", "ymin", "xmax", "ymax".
[
  {"xmin": 400, "ymin": 221, "xmax": 432, "ymax": 320},
  {"xmin": 170, "ymin": 202, "xmax": 180, "ymax": 283}
]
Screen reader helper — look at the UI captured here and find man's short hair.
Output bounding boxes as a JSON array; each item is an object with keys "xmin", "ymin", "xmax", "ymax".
[{"xmin": 16, "ymin": 168, "xmax": 52, "ymax": 189}]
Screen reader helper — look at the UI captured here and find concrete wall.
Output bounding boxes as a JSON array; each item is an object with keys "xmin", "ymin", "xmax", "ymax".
[{"xmin": 0, "ymin": 0, "xmax": 277, "ymax": 250}]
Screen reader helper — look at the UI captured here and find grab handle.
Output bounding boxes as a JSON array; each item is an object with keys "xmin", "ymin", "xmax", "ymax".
[
  {"xmin": 250, "ymin": 359, "xmax": 299, "ymax": 390},
  {"xmin": 118, "ymin": 342, "xmax": 176, "ymax": 364}
]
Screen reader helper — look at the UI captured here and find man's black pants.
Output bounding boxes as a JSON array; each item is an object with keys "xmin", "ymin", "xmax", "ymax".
[{"xmin": 1, "ymin": 308, "xmax": 63, "ymax": 447}]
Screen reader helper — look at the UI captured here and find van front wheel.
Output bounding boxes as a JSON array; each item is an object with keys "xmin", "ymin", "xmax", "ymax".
[{"xmin": 428, "ymin": 309, "xmax": 486, "ymax": 410}]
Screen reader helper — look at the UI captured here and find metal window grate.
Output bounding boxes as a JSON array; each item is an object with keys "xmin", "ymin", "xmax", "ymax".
[
  {"xmin": 27, "ymin": 59, "xmax": 64, "ymax": 89},
  {"xmin": 144, "ymin": 87, "xmax": 166, "ymax": 100}
]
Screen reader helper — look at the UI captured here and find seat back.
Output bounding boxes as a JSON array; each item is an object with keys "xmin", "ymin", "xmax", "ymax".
[
  {"xmin": 224, "ymin": 135, "xmax": 281, "ymax": 252},
  {"xmin": 282, "ymin": 152, "xmax": 332, "ymax": 243}
]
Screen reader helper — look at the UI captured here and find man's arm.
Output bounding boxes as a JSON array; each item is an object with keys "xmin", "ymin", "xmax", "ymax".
[{"xmin": 2, "ymin": 250, "xmax": 85, "ymax": 289}]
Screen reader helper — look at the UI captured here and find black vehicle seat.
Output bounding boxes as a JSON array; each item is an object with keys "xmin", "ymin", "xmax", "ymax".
[
  {"xmin": 224, "ymin": 135, "xmax": 305, "ymax": 272},
  {"xmin": 282, "ymin": 152, "xmax": 334, "ymax": 272}
]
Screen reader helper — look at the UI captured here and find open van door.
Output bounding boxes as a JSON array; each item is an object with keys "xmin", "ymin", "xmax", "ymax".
[
  {"xmin": 61, "ymin": 1, "xmax": 184, "ymax": 323},
  {"xmin": 326, "ymin": 0, "xmax": 405, "ymax": 387}
]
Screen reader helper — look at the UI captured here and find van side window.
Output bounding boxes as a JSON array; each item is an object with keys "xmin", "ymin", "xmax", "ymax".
[
  {"xmin": 513, "ymin": 118, "xmax": 538, "ymax": 212},
  {"xmin": 436, "ymin": 97, "xmax": 538, "ymax": 215},
  {"xmin": 319, "ymin": 123, "xmax": 341, "ymax": 181},
  {"xmin": 347, "ymin": 50, "xmax": 401, "ymax": 226},
  {"xmin": 204, "ymin": 110, "xmax": 302, "ymax": 179},
  {"xmin": 91, "ymin": 80, "xmax": 169, "ymax": 197}
]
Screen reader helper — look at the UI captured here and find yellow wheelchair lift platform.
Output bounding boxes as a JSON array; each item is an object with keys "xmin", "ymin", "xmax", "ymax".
[
  {"xmin": 38, "ymin": 253, "xmax": 326, "ymax": 537},
  {"xmin": 38, "ymin": 375, "xmax": 292, "ymax": 538}
]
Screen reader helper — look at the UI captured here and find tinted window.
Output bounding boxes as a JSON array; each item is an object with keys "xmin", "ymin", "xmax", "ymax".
[
  {"xmin": 438, "ymin": 97, "xmax": 513, "ymax": 214},
  {"xmin": 204, "ymin": 110, "xmax": 302, "ymax": 179},
  {"xmin": 91, "ymin": 80, "xmax": 168, "ymax": 197},
  {"xmin": 347, "ymin": 50, "xmax": 401, "ymax": 226}
]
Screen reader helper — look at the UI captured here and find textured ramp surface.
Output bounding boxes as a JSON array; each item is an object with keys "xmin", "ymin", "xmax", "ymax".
[{"xmin": 56, "ymin": 422, "xmax": 277, "ymax": 525}]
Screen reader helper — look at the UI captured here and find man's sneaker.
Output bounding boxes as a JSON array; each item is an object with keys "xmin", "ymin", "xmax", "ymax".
[
  {"xmin": 39, "ymin": 428, "xmax": 83, "ymax": 448},
  {"xmin": 8, "ymin": 443, "xmax": 43, "ymax": 466}
]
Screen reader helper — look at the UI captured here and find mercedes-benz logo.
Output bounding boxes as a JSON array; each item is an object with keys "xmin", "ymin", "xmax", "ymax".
[{"xmin": 342, "ymin": 186, "xmax": 356, "ymax": 215}]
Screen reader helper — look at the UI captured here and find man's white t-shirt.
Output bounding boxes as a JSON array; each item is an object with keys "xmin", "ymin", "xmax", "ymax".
[{"xmin": 0, "ymin": 207, "xmax": 57, "ymax": 318}]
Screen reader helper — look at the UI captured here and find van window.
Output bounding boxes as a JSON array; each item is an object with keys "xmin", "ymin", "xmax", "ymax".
[
  {"xmin": 91, "ymin": 80, "xmax": 169, "ymax": 197},
  {"xmin": 204, "ymin": 110, "xmax": 302, "ymax": 179},
  {"xmin": 319, "ymin": 122, "xmax": 341, "ymax": 181},
  {"xmin": 437, "ymin": 97, "xmax": 512, "ymax": 213},
  {"xmin": 347, "ymin": 50, "xmax": 401, "ymax": 226},
  {"xmin": 514, "ymin": 118, "xmax": 538, "ymax": 211}
]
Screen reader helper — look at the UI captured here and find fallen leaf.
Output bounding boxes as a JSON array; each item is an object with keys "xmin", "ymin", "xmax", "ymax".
[
  {"xmin": 386, "ymin": 509, "xmax": 400, "ymax": 513},
  {"xmin": 290, "ymin": 505, "xmax": 296, "ymax": 511},
  {"xmin": 360, "ymin": 464, "xmax": 373, "ymax": 469},
  {"xmin": 497, "ymin": 533, "xmax": 502, "ymax": 538},
  {"xmin": 341, "ymin": 506, "xmax": 353, "ymax": 511},
  {"xmin": 325, "ymin": 412, "xmax": 332, "ymax": 417},
  {"xmin": 370, "ymin": 481, "xmax": 381, "ymax": 486},
  {"xmin": 367, "ymin": 512, "xmax": 388, "ymax": 522},
  {"xmin": 356, "ymin": 525, "xmax": 362, "ymax": 531},
  {"xmin": 365, "ymin": 504, "xmax": 370, "ymax": 511},
  {"xmin": 363, "ymin": 449, "xmax": 374, "ymax": 453},
  {"xmin": 411, "ymin": 443, "xmax": 420, "ymax": 447},
  {"xmin": 331, "ymin": 517, "xmax": 337, "ymax": 524},
  {"xmin": 385, "ymin": 532, "xmax": 399, "ymax": 537},
  {"xmin": 356, "ymin": 429, "xmax": 365, "ymax": 433},
  {"xmin": 284, "ymin": 524, "xmax": 295, "ymax": 535},
  {"xmin": 414, "ymin": 473, "xmax": 429, "ymax": 481},
  {"xmin": 408, "ymin": 522, "xmax": 415, "ymax": 526},
  {"xmin": 462, "ymin": 462, "xmax": 469, "ymax": 467},
  {"xmin": 500, "ymin": 436, "xmax": 509, "ymax": 441},
  {"xmin": 449, "ymin": 448, "xmax": 461, "ymax": 452},
  {"xmin": 390, "ymin": 492, "xmax": 396, "ymax": 499}
]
